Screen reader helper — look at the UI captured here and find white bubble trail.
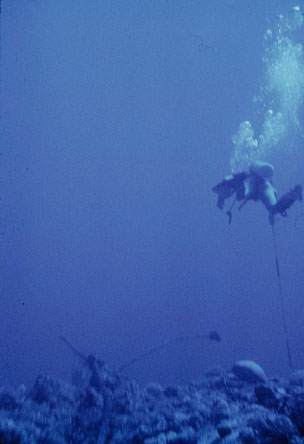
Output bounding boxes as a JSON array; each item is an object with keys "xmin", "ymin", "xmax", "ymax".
[{"xmin": 230, "ymin": 6, "xmax": 304, "ymax": 172}]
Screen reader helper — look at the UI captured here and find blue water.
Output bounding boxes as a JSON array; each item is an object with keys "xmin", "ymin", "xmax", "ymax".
[{"xmin": 1, "ymin": 0, "xmax": 304, "ymax": 388}]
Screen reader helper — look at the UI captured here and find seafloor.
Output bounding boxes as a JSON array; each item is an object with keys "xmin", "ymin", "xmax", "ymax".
[{"xmin": 1, "ymin": 354, "xmax": 304, "ymax": 444}]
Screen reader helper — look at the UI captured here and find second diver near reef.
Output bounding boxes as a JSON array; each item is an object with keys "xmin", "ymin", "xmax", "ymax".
[{"xmin": 212, "ymin": 160, "xmax": 302, "ymax": 224}]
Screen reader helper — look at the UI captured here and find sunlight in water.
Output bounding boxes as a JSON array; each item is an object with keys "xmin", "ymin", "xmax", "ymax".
[{"xmin": 230, "ymin": 6, "xmax": 304, "ymax": 172}]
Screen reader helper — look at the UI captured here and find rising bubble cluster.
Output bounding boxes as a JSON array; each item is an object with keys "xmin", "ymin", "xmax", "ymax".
[{"xmin": 230, "ymin": 6, "xmax": 304, "ymax": 172}]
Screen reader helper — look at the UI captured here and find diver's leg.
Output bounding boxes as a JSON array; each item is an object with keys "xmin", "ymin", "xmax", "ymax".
[
  {"xmin": 256, "ymin": 180, "xmax": 277, "ymax": 224},
  {"xmin": 260, "ymin": 181, "xmax": 277, "ymax": 210}
]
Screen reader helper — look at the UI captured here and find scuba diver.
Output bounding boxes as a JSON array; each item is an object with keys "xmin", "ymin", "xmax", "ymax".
[{"xmin": 212, "ymin": 160, "xmax": 302, "ymax": 224}]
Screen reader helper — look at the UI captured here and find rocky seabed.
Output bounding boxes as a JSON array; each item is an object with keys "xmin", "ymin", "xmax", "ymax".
[{"xmin": 1, "ymin": 357, "xmax": 304, "ymax": 444}]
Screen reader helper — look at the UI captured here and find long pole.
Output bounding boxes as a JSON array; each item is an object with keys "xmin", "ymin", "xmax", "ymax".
[
  {"xmin": 271, "ymin": 224, "xmax": 293, "ymax": 369},
  {"xmin": 118, "ymin": 331, "xmax": 221, "ymax": 373}
]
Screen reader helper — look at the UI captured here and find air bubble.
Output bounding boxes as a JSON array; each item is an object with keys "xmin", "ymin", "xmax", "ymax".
[{"xmin": 230, "ymin": 8, "xmax": 304, "ymax": 172}]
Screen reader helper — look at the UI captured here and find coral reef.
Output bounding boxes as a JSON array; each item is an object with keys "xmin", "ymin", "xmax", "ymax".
[{"xmin": 1, "ymin": 357, "xmax": 304, "ymax": 443}]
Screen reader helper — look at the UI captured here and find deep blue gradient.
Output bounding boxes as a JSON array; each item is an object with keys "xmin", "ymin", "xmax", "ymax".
[{"xmin": 1, "ymin": 0, "xmax": 304, "ymax": 387}]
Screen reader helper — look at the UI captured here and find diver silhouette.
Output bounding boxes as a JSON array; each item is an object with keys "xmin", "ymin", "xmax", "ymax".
[{"xmin": 212, "ymin": 160, "xmax": 302, "ymax": 224}]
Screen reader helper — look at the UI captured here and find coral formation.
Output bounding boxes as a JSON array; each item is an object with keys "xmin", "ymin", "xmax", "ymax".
[{"xmin": 1, "ymin": 357, "xmax": 304, "ymax": 443}]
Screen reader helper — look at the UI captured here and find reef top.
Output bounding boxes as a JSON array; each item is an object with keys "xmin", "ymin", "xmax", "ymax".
[{"xmin": 1, "ymin": 358, "xmax": 304, "ymax": 444}]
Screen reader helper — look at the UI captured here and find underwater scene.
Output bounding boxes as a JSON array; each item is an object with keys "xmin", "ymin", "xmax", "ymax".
[{"xmin": 1, "ymin": 0, "xmax": 304, "ymax": 443}]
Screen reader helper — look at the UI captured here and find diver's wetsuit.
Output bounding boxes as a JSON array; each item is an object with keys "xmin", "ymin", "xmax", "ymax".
[
  {"xmin": 243, "ymin": 172, "xmax": 277, "ymax": 210},
  {"xmin": 213, "ymin": 160, "xmax": 302, "ymax": 224}
]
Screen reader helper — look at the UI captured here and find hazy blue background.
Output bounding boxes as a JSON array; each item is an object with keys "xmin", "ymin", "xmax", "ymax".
[{"xmin": 1, "ymin": 0, "xmax": 304, "ymax": 388}]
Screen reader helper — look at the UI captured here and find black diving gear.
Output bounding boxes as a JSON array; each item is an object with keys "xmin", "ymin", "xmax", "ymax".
[
  {"xmin": 270, "ymin": 185, "xmax": 302, "ymax": 217},
  {"xmin": 212, "ymin": 172, "xmax": 247, "ymax": 209},
  {"xmin": 212, "ymin": 161, "xmax": 302, "ymax": 224}
]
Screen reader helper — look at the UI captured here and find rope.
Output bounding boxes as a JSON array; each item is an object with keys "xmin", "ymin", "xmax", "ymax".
[
  {"xmin": 61, "ymin": 331, "xmax": 222, "ymax": 374},
  {"xmin": 118, "ymin": 331, "xmax": 221, "ymax": 373},
  {"xmin": 271, "ymin": 224, "xmax": 293, "ymax": 369},
  {"xmin": 226, "ymin": 196, "xmax": 237, "ymax": 224},
  {"xmin": 60, "ymin": 335, "xmax": 87, "ymax": 361}
]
